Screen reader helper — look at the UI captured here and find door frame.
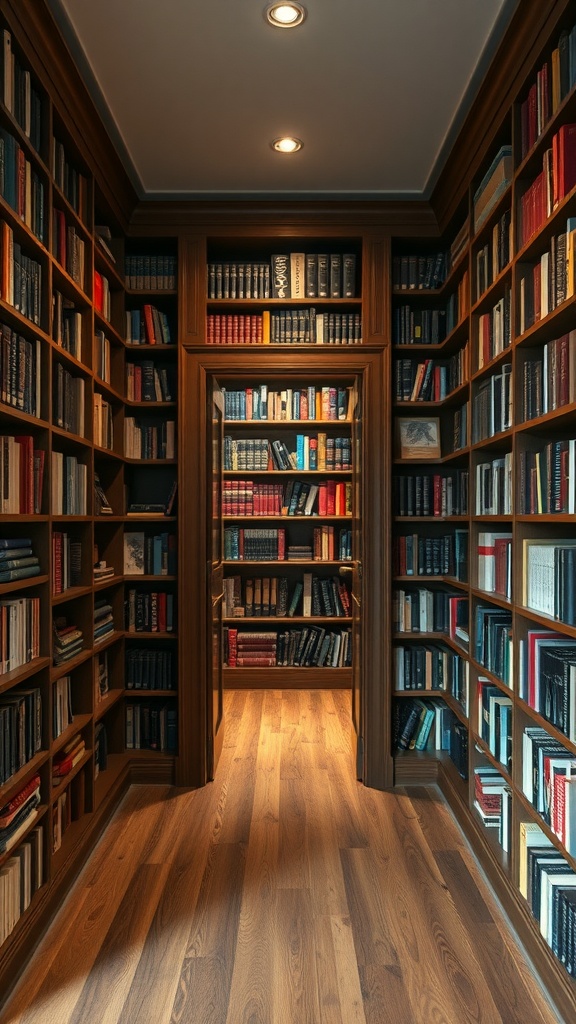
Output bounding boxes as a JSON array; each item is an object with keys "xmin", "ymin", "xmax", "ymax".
[{"xmin": 177, "ymin": 347, "xmax": 392, "ymax": 790}]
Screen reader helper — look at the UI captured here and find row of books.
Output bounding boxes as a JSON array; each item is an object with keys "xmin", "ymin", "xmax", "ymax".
[
  {"xmin": 518, "ymin": 125, "xmax": 576, "ymax": 248},
  {"xmin": 0, "ymin": 436, "xmax": 44, "ymax": 516},
  {"xmin": 476, "ymin": 285, "xmax": 511, "ymax": 368},
  {"xmin": 0, "ymin": 221, "xmax": 42, "ymax": 326},
  {"xmin": 93, "ymin": 392, "xmax": 113, "ymax": 450},
  {"xmin": 207, "ymin": 252, "xmax": 357, "ymax": 300},
  {"xmin": 206, "ymin": 310, "xmax": 362, "ymax": 345},
  {"xmin": 125, "ymin": 305, "xmax": 173, "ymax": 346},
  {"xmin": 393, "ymin": 530, "xmax": 468, "ymax": 580},
  {"xmin": 52, "ymin": 532, "xmax": 81, "ymax": 594},
  {"xmin": 523, "ymin": 540, "xmax": 576, "ymax": 625},
  {"xmin": 394, "ymin": 348, "xmax": 468, "ymax": 403},
  {"xmin": 52, "ymin": 290, "xmax": 81, "ymax": 360},
  {"xmin": 519, "ymin": 629, "xmax": 576, "ymax": 743},
  {"xmin": 0, "ymin": 594, "xmax": 40, "ymax": 675},
  {"xmin": 124, "ymin": 417, "xmax": 175, "ymax": 460},
  {"xmin": 223, "ymin": 573, "xmax": 350, "ymax": 619},
  {"xmin": 53, "ymin": 675, "xmax": 73, "ymax": 739},
  {"xmin": 126, "ymin": 361, "xmax": 174, "ymax": 403},
  {"xmin": 393, "ymin": 643, "xmax": 469, "ymax": 712},
  {"xmin": 393, "ymin": 470, "xmax": 469, "ymax": 518},
  {"xmin": 222, "ymin": 478, "xmax": 351, "ymax": 518},
  {"xmin": 518, "ymin": 222, "xmax": 576, "ymax": 335},
  {"xmin": 224, "ymin": 434, "xmax": 352, "ymax": 473},
  {"xmin": 224, "ymin": 624, "xmax": 352, "ymax": 668},
  {"xmin": 474, "ymin": 209, "xmax": 512, "ymax": 301},
  {"xmin": 392, "ymin": 588, "xmax": 468, "ymax": 646},
  {"xmin": 123, "ymin": 531, "xmax": 177, "ymax": 576},
  {"xmin": 125, "ymin": 589, "xmax": 175, "ymax": 633},
  {"xmin": 522, "ymin": 726, "xmax": 576, "ymax": 847},
  {"xmin": 1, "ymin": 29, "xmax": 42, "ymax": 152},
  {"xmin": 125, "ymin": 648, "xmax": 175, "ymax": 690},
  {"xmin": 392, "ymin": 305, "xmax": 447, "ymax": 346},
  {"xmin": 0, "ymin": 687, "xmax": 42, "ymax": 785},
  {"xmin": 475, "ymin": 454, "xmax": 512, "ymax": 516},
  {"xmin": 51, "ymin": 452, "xmax": 87, "ymax": 515},
  {"xmin": 471, "ymin": 365, "xmax": 512, "ymax": 442},
  {"xmin": 222, "ymin": 384, "xmax": 352, "ymax": 423},
  {"xmin": 0, "ymin": 325, "xmax": 41, "ymax": 416},
  {"xmin": 53, "ymin": 138, "xmax": 87, "ymax": 218},
  {"xmin": 477, "ymin": 531, "xmax": 512, "ymax": 599},
  {"xmin": 478, "ymin": 680, "xmax": 512, "ymax": 772},
  {"xmin": 523, "ymin": 836, "xmax": 576, "ymax": 970},
  {"xmin": 52, "ymin": 211, "xmax": 85, "ymax": 290},
  {"xmin": 518, "ymin": 441, "xmax": 576, "ymax": 515},
  {"xmin": 520, "ymin": 21, "xmax": 576, "ymax": 159},
  {"xmin": 392, "ymin": 696, "xmax": 454, "ymax": 753},
  {"xmin": 522, "ymin": 332, "xmax": 576, "ymax": 422},
  {"xmin": 475, "ymin": 606, "xmax": 513, "ymax": 686},
  {"xmin": 0, "ymin": 817, "xmax": 43, "ymax": 947},
  {"xmin": 54, "ymin": 363, "xmax": 85, "ymax": 437},
  {"xmin": 125, "ymin": 254, "xmax": 176, "ymax": 290},
  {"xmin": 125, "ymin": 701, "xmax": 177, "ymax": 752},
  {"xmin": 0, "ymin": 128, "xmax": 45, "ymax": 242},
  {"xmin": 391, "ymin": 252, "xmax": 448, "ymax": 292}
]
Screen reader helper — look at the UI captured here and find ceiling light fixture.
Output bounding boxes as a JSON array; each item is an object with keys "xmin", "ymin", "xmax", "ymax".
[
  {"xmin": 265, "ymin": 3, "xmax": 306, "ymax": 28},
  {"xmin": 271, "ymin": 136, "xmax": 303, "ymax": 153}
]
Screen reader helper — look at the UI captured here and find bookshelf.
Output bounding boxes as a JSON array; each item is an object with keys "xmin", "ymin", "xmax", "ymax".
[{"xmin": 391, "ymin": 3, "xmax": 576, "ymax": 1015}]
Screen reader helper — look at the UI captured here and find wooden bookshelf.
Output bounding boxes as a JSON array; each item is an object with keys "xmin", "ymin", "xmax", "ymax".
[{"xmin": 391, "ymin": 3, "xmax": 576, "ymax": 1016}]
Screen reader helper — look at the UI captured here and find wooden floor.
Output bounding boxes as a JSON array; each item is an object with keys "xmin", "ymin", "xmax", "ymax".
[{"xmin": 1, "ymin": 690, "xmax": 565, "ymax": 1024}]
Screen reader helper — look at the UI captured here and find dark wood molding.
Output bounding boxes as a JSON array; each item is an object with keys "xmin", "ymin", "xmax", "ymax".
[{"xmin": 129, "ymin": 200, "xmax": 439, "ymax": 234}]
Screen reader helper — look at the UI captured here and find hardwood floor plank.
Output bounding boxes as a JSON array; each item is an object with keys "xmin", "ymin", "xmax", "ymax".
[
  {"xmin": 169, "ymin": 843, "xmax": 246, "ymax": 1023},
  {"xmin": 222, "ymin": 724, "xmax": 282, "ymax": 1024},
  {"xmin": 67, "ymin": 862, "xmax": 170, "ymax": 1024},
  {"xmin": 278, "ymin": 778, "xmax": 309, "ymax": 888},
  {"xmin": 273, "ymin": 888, "xmax": 322, "ymax": 1023}
]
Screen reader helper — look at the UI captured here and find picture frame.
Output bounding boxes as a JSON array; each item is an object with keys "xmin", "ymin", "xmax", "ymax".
[{"xmin": 396, "ymin": 416, "xmax": 441, "ymax": 460}]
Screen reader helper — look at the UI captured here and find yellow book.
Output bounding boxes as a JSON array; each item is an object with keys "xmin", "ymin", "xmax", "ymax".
[
  {"xmin": 317, "ymin": 432, "xmax": 327, "ymax": 471},
  {"xmin": 261, "ymin": 310, "xmax": 270, "ymax": 343}
]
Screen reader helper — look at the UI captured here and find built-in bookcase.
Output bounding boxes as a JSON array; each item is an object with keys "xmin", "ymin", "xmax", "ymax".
[
  {"xmin": 0, "ymin": 9, "xmax": 182, "ymax": 992},
  {"xmin": 391, "ymin": 6, "xmax": 576, "ymax": 1011}
]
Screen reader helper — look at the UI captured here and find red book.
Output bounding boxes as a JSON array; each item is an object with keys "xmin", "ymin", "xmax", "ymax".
[
  {"xmin": 157, "ymin": 591, "xmax": 167, "ymax": 633},
  {"xmin": 555, "ymin": 123, "xmax": 576, "ymax": 205},
  {"xmin": 93, "ymin": 270, "xmax": 103, "ymax": 314},
  {"xmin": 326, "ymin": 480, "xmax": 336, "ymax": 515},
  {"xmin": 143, "ymin": 304, "xmax": 157, "ymax": 344}
]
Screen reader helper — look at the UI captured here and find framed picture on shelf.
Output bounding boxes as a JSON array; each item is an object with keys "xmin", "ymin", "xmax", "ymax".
[{"xmin": 396, "ymin": 417, "xmax": 441, "ymax": 460}]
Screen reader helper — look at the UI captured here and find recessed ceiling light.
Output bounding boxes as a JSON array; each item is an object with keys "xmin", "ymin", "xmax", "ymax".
[
  {"xmin": 271, "ymin": 136, "xmax": 303, "ymax": 153},
  {"xmin": 265, "ymin": 3, "xmax": 306, "ymax": 28}
]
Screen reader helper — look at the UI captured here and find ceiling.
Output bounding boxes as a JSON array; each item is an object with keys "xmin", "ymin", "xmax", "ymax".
[{"xmin": 46, "ymin": 0, "xmax": 521, "ymax": 201}]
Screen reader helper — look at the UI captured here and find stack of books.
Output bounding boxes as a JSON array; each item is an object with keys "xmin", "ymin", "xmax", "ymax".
[
  {"xmin": 0, "ymin": 538, "xmax": 40, "ymax": 583},
  {"xmin": 94, "ymin": 600, "xmax": 114, "ymax": 644},
  {"xmin": 53, "ymin": 618, "xmax": 83, "ymax": 665}
]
